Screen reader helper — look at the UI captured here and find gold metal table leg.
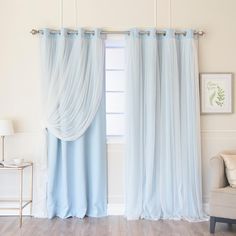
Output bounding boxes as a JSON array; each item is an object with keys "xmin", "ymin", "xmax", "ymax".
[
  {"xmin": 30, "ymin": 164, "xmax": 33, "ymax": 216},
  {"xmin": 0, "ymin": 163, "xmax": 33, "ymax": 227},
  {"xmin": 19, "ymin": 169, "xmax": 23, "ymax": 227}
]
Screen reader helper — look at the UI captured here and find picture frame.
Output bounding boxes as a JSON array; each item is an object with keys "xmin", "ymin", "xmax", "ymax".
[{"xmin": 200, "ymin": 73, "xmax": 233, "ymax": 114}]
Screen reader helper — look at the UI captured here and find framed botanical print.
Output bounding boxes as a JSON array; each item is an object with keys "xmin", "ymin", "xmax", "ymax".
[{"xmin": 200, "ymin": 73, "xmax": 233, "ymax": 114}]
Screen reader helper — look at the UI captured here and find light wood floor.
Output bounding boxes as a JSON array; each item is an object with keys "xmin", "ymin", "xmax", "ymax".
[{"xmin": 0, "ymin": 216, "xmax": 235, "ymax": 236}]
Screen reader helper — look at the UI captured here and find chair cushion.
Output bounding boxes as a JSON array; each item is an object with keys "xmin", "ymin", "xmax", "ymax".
[
  {"xmin": 221, "ymin": 154, "xmax": 236, "ymax": 187},
  {"xmin": 210, "ymin": 186, "xmax": 236, "ymax": 219}
]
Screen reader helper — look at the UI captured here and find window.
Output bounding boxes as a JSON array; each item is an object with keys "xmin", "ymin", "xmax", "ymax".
[{"xmin": 105, "ymin": 40, "xmax": 125, "ymax": 139}]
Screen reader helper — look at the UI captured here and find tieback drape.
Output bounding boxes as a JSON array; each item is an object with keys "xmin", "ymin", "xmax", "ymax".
[
  {"xmin": 40, "ymin": 28, "xmax": 105, "ymax": 141},
  {"xmin": 125, "ymin": 28, "xmax": 206, "ymax": 221}
]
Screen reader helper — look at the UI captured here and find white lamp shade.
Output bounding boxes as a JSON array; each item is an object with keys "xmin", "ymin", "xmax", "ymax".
[{"xmin": 0, "ymin": 120, "xmax": 14, "ymax": 136}]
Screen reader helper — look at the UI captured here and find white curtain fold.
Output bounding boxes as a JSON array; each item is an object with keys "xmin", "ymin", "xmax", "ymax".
[
  {"xmin": 125, "ymin": 28, "xmax": 206, "ymax": 221},
  {"xmin": 40, "ymin": 28, "xmax": 105, "ymax": 141}
]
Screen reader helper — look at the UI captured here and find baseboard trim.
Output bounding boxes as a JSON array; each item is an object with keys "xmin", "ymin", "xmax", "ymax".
[
  {"xmin": 203, "ymin": 203, "xmax": 209, "ymax": 214},
  {"xmin": 0, "ymin": 203, "xmax": 209, "ymax": 216},
  {"xmin": 0, "ymin": 203, "xmax": 125, "ymax": 216},
  {"xmin": 107, "ymin": 203, "xmax": 209, "ymax": 216},
  {"xmin": 0, "ymin": 203, "xmax": 209, "ymax": 217},
  {"xmin": 107, "ymin": 204, "xmax": 124, "ymax": 215}
]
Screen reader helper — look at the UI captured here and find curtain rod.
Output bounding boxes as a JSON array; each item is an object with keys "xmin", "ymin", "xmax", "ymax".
[{"xmin": 30, "ymin": 29, "xmax": 205, "ymax": 36}]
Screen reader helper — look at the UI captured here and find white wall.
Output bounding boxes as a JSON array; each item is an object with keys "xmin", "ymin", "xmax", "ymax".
[{"xmin": 0, "ymin": 0, "xmax": 236, "ymax": 214}]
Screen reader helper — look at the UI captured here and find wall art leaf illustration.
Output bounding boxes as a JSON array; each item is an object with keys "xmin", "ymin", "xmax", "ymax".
[
  {"xmin": 207, "ymin": 81, "xmax": 225, "ymax": 108},
  {"xmin": 215, "ymin": 86, "xmax": 225, "ymax": 107},
  {"xmin": 209, "ymin": 91, "xmax": 216, "ymax": 106}
]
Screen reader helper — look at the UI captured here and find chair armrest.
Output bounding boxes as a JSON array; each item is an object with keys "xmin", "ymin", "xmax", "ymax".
[{"xmin": 210, "ymin": 155, "xmax": 228, "ymax": 190}]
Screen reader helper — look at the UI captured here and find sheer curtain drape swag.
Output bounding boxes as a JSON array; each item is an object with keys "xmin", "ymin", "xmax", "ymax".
[
  {"xmin": 125, "ymin": 29, "xmax": 205, "ymax": 221},
  {"xmin": 41, "ymin": 28, "xmax": 105, "ymax": 141}
]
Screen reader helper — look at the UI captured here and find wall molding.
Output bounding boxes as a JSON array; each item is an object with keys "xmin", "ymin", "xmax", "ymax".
[
  {"xmin": 201, "ymin": 129, "xmax": 236, "ymax": 133},
  {"xmin": 201, "ymin": 130, "xmax": 236, "ymax": 140},
  {"xmin": 0, "ymin": 202, "xmax": 30, "ymax": 216},
  {"xmin": 11, "ymin": 131, "xmax": 43, "ymax": 135},
  {"xmin": 12, "ymin": 129, "xmax": 236, "ymax": 138}
]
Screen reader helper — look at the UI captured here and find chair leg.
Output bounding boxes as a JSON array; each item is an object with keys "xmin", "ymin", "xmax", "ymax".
[
  {"xmin": 228, "ymin": 223, "xmax": 233, "ymax": 230},
  {"xmin": 210, "ymin": 216, "xmax": 216, "ymax": 234}
]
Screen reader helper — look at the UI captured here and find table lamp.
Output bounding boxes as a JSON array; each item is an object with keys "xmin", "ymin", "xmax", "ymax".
[{"xmin": 0, "ymin": 120, "xmax": 14, "ymax": 162}]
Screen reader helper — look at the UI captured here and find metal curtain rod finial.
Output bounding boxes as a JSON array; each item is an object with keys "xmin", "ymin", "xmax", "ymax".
[
  {"xmin": 197, "ymin": 30, "xmax": 205, "ymax": 36},
  {"xmin": 30, "ymin": 29, "xmax": 40, "ymax": 35},
  {"xmin": 30, "ymin": 28, "xmax": 205, "ymax": 36}
]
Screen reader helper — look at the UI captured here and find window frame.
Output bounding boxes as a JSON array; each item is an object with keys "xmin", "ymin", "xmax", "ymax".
[{"xmin": 105, "ymin": 39, "xmax": 125, "ymax": 143}]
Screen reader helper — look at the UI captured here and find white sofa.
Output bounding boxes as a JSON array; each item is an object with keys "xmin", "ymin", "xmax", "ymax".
[{"xmin": 209, "ymin": 150, "xmax": 236, "ymax": 233}]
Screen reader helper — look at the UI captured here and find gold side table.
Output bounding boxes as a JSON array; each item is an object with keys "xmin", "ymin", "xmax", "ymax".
[{"xmin": 0, "ymin": 162, "xmax": 33, "ymax": 227}]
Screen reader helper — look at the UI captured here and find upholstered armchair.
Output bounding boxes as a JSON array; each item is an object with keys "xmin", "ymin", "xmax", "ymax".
[{"xmin": 209, "ymin": 150, "xmax": 236, "ymax": 233}]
